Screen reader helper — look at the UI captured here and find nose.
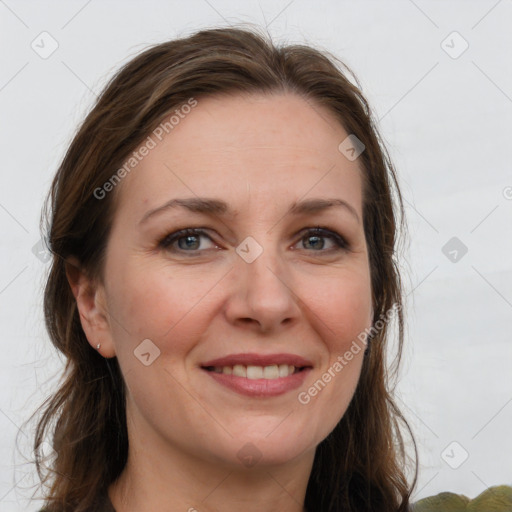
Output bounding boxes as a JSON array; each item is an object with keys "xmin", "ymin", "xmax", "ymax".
[{"xmin": 224, "ymin": 241, "xmax": 301, "ymax": 334}]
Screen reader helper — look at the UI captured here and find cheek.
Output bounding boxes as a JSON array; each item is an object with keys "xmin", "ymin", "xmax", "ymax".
[
  {"xmin": 104, "ymin": 263, "xmax": 210, "ymax": 408},
  {"xmin": 105, "ymin": 260, "xmax": 223, "ymax": 388},
  {"xmin": 293, "ymin": 271, "xmax": 372, "ymax": 444},
  {"xmin": 108, "ymin": 260, "xmax": 211, "ymax": 339},
  {"xmin": 311, "ymin": 269, "xmax": 372, "ymax": 395},
  {"xmin": 317, "ymin": 269, "xmax": 373, "ymax": 346}
]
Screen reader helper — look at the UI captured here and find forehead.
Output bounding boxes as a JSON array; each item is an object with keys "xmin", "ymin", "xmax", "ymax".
[
  {"xmin": 155, "ymin": 92, "xmax": 351, "ymax": 161},
  {"xmin": 114, "ymin": 92, "xmax": 364, "ymax": 219}
]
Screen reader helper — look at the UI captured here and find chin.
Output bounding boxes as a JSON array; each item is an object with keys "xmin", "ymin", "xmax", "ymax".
[{"xmin": 214, "ymin": 430, "xmax": 317, "ymax": 470}]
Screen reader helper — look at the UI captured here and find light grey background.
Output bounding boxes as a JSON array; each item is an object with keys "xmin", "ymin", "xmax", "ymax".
[{"xmin": 1, "ymin": 1, "xmax": 511, "ymax": 510}]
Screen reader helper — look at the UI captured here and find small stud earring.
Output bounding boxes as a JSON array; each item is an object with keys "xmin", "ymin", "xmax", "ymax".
[{"xmin": 96, "ymin": 343, "xmax": 101, "ymax": 350}]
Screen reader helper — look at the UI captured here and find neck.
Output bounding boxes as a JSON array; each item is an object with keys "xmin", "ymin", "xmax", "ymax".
[{"xmin": 109, "ymin": 408, "xmax": 314, "ymax": 512}]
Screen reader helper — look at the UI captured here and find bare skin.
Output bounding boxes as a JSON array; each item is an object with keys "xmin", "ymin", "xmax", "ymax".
[{"xmin": 67, "ymin": 92, "xmax": 373, "ymax": 511}]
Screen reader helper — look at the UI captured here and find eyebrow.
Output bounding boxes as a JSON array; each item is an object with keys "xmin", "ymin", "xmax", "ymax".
[{"xmin": 139, "ymin": 197, "xmax": 360, "ymax": 225}]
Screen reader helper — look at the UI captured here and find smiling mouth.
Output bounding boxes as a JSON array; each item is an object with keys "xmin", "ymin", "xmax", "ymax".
[{"xmin": 202, "ymin": 364, "xmax": 308, "ymax": 379}]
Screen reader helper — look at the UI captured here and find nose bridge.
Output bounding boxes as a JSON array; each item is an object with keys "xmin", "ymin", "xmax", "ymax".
[
  {"xmin": 230, "ymin": 232, "xmax": 299, "ymax": 329},
  {"xmin": 237, "ymin": 232, "xmax": 286, "ymax": 293}
]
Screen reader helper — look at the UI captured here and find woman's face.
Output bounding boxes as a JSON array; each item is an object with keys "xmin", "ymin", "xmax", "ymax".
[{"xmin": 90, "ymin": 92, "xmax": 373, "ymax": 469}]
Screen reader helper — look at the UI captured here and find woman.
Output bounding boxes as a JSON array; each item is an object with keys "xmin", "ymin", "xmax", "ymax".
[{"xmin": 33, "ymin": 26, "xmax": 418, "ymax": 511}]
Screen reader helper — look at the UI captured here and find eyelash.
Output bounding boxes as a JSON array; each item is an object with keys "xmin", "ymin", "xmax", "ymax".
[{"xmin": 158, "ymin": 226, "xmax": 349, "ymax": 255}]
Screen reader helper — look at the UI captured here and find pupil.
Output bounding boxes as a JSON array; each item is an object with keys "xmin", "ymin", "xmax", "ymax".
[
  {"xmin": 180, "ymin": 236, "xmax": 199, "ymax": 250},
  {"xmin": 306, "ymin": 236, "xmax": 323, "ymax": 249}
]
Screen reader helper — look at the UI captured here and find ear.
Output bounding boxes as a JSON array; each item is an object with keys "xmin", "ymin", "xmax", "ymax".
[{"xmin": 65, "ymin": 257, "xmax": 116, "ymax": 358}]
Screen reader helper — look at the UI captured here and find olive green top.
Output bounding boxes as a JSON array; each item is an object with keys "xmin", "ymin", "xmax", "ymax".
[{"xmin": 411, "ymin": 485, "xmax": 512, "ymax": 511}]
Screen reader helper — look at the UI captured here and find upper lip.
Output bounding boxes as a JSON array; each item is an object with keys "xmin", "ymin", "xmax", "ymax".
[{"xmin": 201, "ymin": 353, "xmax": 313, "ymax": 368}]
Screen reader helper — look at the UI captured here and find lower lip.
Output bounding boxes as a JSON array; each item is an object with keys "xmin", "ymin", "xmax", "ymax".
[{"xmin": 202, "ymin": 368, "xmax": 312, "ymax": 397}]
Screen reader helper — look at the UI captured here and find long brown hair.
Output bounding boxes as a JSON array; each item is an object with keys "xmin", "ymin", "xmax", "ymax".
[{"xmin": 30, "ymin": 25, "xmax": 418, "ymax": 511}]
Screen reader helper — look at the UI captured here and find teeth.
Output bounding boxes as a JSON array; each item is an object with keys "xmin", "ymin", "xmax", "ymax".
[
  {"xmin": 279, "ymin": 364, "xmax": 290, "ymax": 377},
  {"xmin": 210, "ymin": 364, "xmax": 297, "ymax": 379},
  {"xmin": 232, "ymin": 364, "xmax": 247, "ymax": 377},
  {"xmin": 247, "ymin": 365, "xmax": 263, "ymax": 379},
  {"xmin": 262, "ymin": 365, "xmax": 279, "ymax": 379}
]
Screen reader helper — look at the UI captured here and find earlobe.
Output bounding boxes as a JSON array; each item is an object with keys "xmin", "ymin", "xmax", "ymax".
[{"xmin": 64, "ymin": 258, "xmax": 116, "ymax": 358}]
